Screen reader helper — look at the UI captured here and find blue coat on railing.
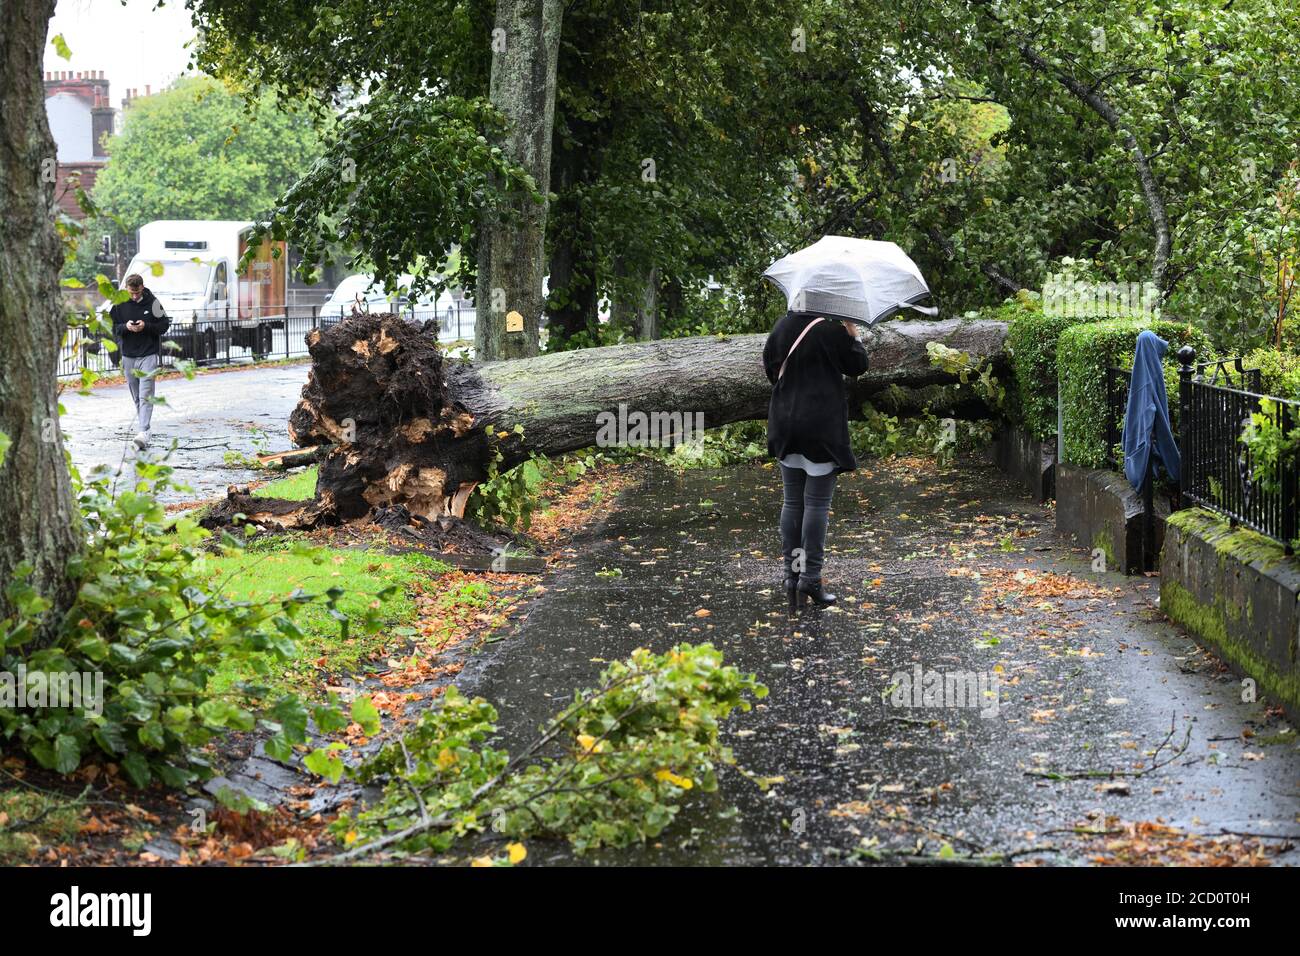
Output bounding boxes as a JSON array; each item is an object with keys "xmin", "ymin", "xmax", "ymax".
[{"xmin": 1123, "ymin": 329, "xmax": 1181, "ymax": 490}]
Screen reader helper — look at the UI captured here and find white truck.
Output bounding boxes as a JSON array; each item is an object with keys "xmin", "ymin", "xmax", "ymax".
[{"xmin": 98, "ymin": 220, "xmax": 288, "ymax": 362}]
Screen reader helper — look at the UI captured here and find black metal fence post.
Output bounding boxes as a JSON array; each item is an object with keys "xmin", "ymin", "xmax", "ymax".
[
  {"xmin": 1282, "ymin": 402, "xmax": 1296, "ymax": 555},
  {"xmin": 1105, "ymin": 366, "xmax": 1116, "ymax": 467},
  {"xmin": 1177, "ymin": 346, "xmax": 1195, "ymax": 503}
]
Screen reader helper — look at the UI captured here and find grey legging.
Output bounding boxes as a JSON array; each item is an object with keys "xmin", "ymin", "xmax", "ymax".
[{"xmin": 779, "ymin": 464, "xmax": 838, "ymax": 581}]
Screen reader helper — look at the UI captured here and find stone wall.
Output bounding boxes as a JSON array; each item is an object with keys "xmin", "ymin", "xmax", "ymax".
[
  {"xmin": 1055, "ymin": 463, "xmax": 1169, "ymax": 574},
  {"xmin": 993, "ymin": 426, "xmax": 1056, "ymax": 501},
  {"xmin": 1160, "ymin": 508, "xmax": 1300, "ymax": 721}
]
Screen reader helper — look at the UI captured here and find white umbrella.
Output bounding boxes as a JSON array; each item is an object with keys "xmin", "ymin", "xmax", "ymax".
[{"xmin": 762, "ymin": 235, "xmax": 938, "ymax": 326}]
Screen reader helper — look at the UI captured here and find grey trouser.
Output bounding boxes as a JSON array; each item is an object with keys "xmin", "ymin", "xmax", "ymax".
[
  {"xmin": 779, "ymin": 463, "xmax": 838, "ymax": 581},
  {"xmin": 121, "ymin": 353, "xmax": 159, "ymax": 432}
]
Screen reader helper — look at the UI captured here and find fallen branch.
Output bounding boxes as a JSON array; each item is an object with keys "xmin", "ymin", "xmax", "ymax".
[{"xmin": 1024, "ymin": 713, "xmax": 1191, "ymax": 780}]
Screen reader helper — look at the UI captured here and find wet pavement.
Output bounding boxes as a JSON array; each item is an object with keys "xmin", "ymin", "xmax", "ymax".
[
  {"xmin": 457, "ymin": 454, "xmax": 1300, "ymax": 865},
  {"xmin": 58, "ymin": 364, "xmax": 1300, "ymax": 864},
  {"xmin": 59, "ymin": 363, "xmax": 310, "ymax": 502}
]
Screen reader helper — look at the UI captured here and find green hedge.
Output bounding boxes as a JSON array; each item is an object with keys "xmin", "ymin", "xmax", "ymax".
[
  {"xmin": 1006, "ymin": 308, "xmax": 1108, "ymax": 440},
  {"xmin": 1058, "ymin": 318, "xmax": 1210, "ymax": 468}
]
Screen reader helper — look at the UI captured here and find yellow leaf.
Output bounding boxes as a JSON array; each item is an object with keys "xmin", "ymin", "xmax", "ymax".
[
  {"xmin": 437, "ymin": 747, "xmax": 457, "ymax": 769},
  {"xmin": 655, "ymin": 769, "xmax": 693, "ymax": 789},
  {"xmin": 344, "ymin": 830, "xmax": 358, "ymax": 845},
  {"xmin": 507, "ymin": 842, "xmax": 527, "ymax": 864},
  {"xmin": 577, "ymin": 733, "xmax": 604, "ymax": 754},
  {"xmin": 471, "ymin": 855, "xmax": 494, "ymax": 867}
]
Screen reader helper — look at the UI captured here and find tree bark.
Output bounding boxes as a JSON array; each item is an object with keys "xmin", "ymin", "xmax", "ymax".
[
  {"xmin": 0, "ymin": 0, "xmax": 81, "ymax": 634},
  {"xmin": 544, "ymin": 118, "xmax": 601, "ymax": 346},
  {"xmin": 635, "ymin": 265, "xmax": 659, "ymax": 341},
  {"xmin": 475, "ymin": 0, "xmax": 564, "ymax": 360},
  {"xmin": 286, "ymin": 314, "xmax": 1009, "ymax": 524}
]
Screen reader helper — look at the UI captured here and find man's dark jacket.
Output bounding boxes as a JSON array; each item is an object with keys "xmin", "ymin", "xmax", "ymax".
[
  {"xmin": 110, "ymin": 288, "xmax": 171, "ymax": 358},
  {"xmin": 763, "ymin": 311, "xmax": 871, "ymax": 473}
]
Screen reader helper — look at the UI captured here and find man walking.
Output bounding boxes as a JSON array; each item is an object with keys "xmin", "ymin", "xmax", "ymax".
[{"xmin": 110, "ymin": 274, "xmax": 170, "ymax": 449}]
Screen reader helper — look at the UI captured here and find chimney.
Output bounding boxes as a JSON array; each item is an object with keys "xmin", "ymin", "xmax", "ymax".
[
  {"xmin": 145, "ymin": 85, "xmax": 151, "ymax": 96},
  {"xmin": 91, "ymin": 104, "xmax": 114, "ymax": 159}
]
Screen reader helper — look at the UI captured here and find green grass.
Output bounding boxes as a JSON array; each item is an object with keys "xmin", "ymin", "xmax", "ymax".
[
  {"xmin": 0, "ymin": 788, "xmax": 82, "ymax": 864},
  {"xmin": 202, "ymin": 538, "xmax": 449, "ymax": 696},
  {"xmin": 253, "ymin": 465, "xmax": 318, "ymax": 501}
]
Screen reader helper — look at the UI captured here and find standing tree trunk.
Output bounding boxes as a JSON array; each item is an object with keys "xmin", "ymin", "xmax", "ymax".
[
  {"xmin": 635, "ymin": 265, "xmax": 659, "ymax": 341},
  {"xmin": 475, "ymin": 0, "xmax": 564, "ymax": 360},
  {"xmin": 1007, "ymin": 37, "xmax": 1171, "ymax": 298},
  {"xmin": 610, "ymin": 259, "xmax": 658, "ymax": 340},
  {"xmin": 0, "ymin": 0, "xmax": 81, "ymax": 635},
  {"xmin": 545, "ymin": 131, "xmax": 600, "ymax": 346}
]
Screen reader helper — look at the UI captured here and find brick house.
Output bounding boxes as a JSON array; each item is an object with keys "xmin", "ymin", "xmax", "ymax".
[{"xmin": 43, "ymin": 70, "xmax": 118, "ymax": 220}]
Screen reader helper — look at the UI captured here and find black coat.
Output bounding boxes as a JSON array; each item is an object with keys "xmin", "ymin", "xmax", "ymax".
[
  {"xmin": 110, "ymin": 288, "xmax": 171, "ymax": 358},
  {"xmin": 763, "ymin": 311, "xmax": 870, "ymax": 473}
]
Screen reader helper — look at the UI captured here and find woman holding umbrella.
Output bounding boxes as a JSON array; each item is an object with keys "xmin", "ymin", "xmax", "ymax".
[
  {"xmin": 763, "ymin": 312, "xmax": 869, "ymax": 610},
  {"xmin": 762, "ymin": 236, "xmax": 937, "ymax": 612}
]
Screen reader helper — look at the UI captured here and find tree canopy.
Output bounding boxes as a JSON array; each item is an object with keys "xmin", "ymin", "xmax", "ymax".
[
  {"xmin": 182, "ymin": 0, "xmax": 1300, "ymax": 352},
  {"xmin": 91, "ymin": 75, "xmax": 325, "ymax": 233}
]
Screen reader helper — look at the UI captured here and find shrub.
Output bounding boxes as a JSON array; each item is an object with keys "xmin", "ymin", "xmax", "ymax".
[
  {"xmin": 1057, "ymin": 318, "xmax": 1210, "ymax": 468},
  {"xmin": 468, "ymin": 426, "xmax": 602, "ymax": 531},
  {"xmin": 0, "ymin": 461, "xmax": 374, "ymax": 787},
  {"xmin": 1005, "ymin": 306, "xmax": 1110, "ymax": 441},
  {"xmin": 1237, "ymin": 349, "xmax": 1300, "ymax": 500},
  {"xmin": 1242, "ymin": 348, "xmax": 1300, "ymax": 398}
]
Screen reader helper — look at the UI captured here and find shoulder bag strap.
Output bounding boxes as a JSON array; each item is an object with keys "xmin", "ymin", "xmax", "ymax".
[{"xmin": 777, "ymin": 317, "xmax": 826, "ymax": 380}]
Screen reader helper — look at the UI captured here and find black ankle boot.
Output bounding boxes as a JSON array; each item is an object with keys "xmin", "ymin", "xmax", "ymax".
[
  {"xmin": 784, "ymin": 574, "xmax": 800, "ymax": 613},
  {"xmin": 782, "ymin": 559, "xmax": 800, "ymax": 613},
  {"xmin": 796, "ymin": 577, "xmax": 836, "ymax": 608}
]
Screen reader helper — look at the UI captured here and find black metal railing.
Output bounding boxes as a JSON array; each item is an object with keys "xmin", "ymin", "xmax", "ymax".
[
  {"xmin": 58, "ymin": 304, "xmax": 478, "ymax": 379},
  {"xmin": 1105, "ymin": 354, "xmax": 1269, "ymax": 567},
  {"xmin": 1103, "ymin": 357, "xmax": 1260, "ymax": 471},
  {"xmin": 1177, "ymin": 348, "xmax": 1298, "ymax": 553}
]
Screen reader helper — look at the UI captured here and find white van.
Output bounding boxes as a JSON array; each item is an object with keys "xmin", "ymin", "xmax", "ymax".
[{"xmin": 98, "ymin": 220, "xmax": 288, "ymax": 362}]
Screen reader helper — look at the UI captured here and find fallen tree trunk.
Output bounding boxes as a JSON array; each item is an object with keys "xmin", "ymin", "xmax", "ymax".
[{"xmin": 287, "ymin": 313, "xmax": 1009, "ymax": 522}]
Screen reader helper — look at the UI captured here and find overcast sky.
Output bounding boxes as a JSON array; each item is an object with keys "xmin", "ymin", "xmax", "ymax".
[{"xmin": 44, "ymin": 0, "xmax": 198, "ymax": 104}]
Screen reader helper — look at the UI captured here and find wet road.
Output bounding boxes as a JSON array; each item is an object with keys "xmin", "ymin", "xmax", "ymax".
[
  {"xmin": 458, "ymin": 455, "xmax": 1300, "ymax": 865},
  {"xmin": 59, "ymin": 363, "xmax": 310, "ymax": 503}
]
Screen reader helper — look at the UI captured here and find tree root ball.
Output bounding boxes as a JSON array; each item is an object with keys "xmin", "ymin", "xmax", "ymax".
[{"xmin": 288, "ymin": 313, "xmax": 481, "ymax": 521}]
